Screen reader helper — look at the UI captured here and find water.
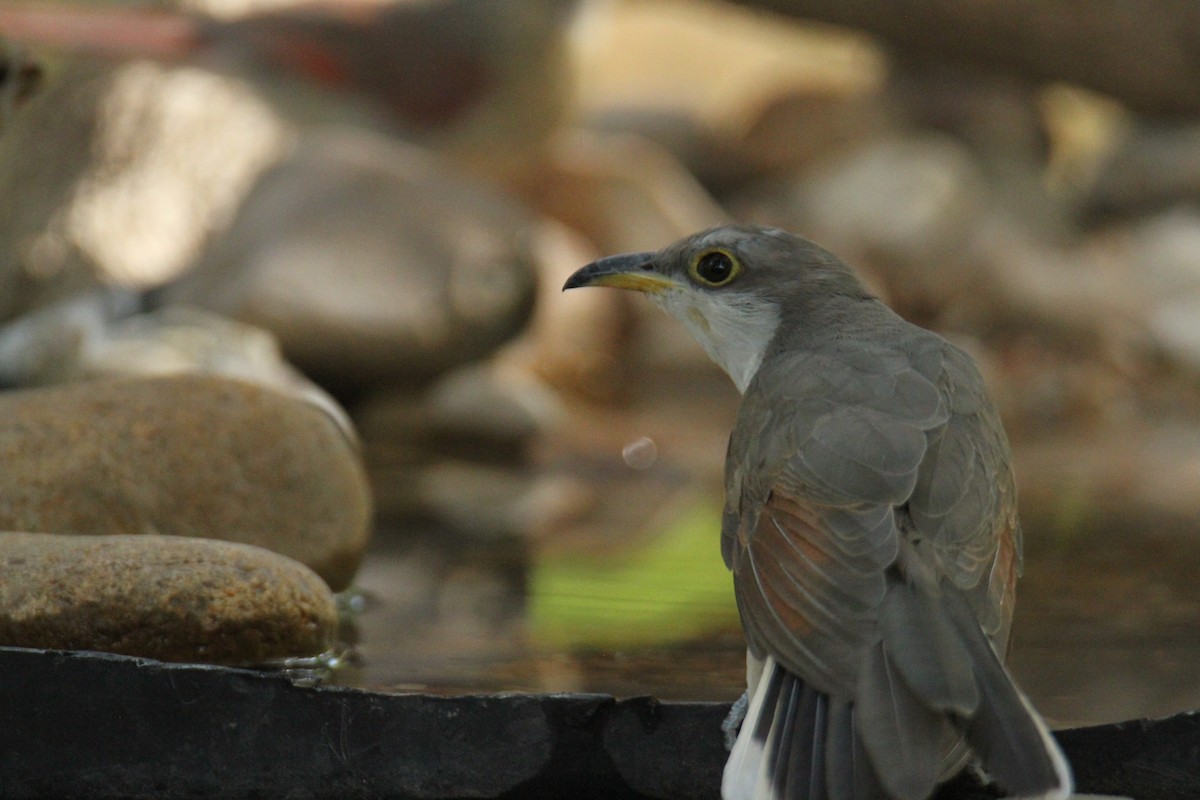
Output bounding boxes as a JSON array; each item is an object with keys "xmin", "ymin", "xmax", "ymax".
[
  {"xmin": 335, "ymin": 497, "xmax": 1200, "ymax": 730},
  {"xmin": 336, "ymin": 366, "xmax": 1200, "ymax": 729}
]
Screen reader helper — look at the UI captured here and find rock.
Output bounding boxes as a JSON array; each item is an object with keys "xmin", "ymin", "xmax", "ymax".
[
  {"xmin": 1127, "ymin": 207, "xmax": 1200, "ymax": 298},
  {"xmin": 411, "ymin": 461, "xmax": 585, "ymax": 541},
  {"xmin": 0, "ymin": 293, "xmax": 356, "ymax": 443},
  {"xmin": 584, "ymin": 107, "xmax": 757, "ymax": 196},
  {"xmin": 582, "ymin": 93, "xmax": 885, "ymax": 198},
  {"xmin": 0, "ymin": 286, "xmax": 145, "ymax": 387},
  {"xmin": 0, "ymin": 375, "xmax": 370, "ymax": 589},
  {"xmin": 356, "ymin": 361, "xmax": 584, "ymax": 537},
  {"xmin": 887, "ymin": 61, "xmax": 1051, "ymax": 164},
  {"xmin": 572, "ymin": 0, "xmax": 882, "ymax": 136},
  {"xmin": 780, "ymin": 135, "xmax": 988, "ymax": 287},
  {"xmin": 522, "ymin": 128, "xmax": 729, "ymax": 256},
  {"xmin": 0, "ymin": 532, "xmax": 337, "ymax": 664},
  {"xmin": 161, "ymin": 128, "xmax": 539, "ymax": 393},
  {"xmin": 502, "ymin": 219, "xmax": 630, "ymax": 401},
  {"xmin": 741, "ymin": 134, "xmax": 1146, "ymax": 353},
  {"xmin": 1098, "ymin": 208, "xmax": 1200, "ymax": 376},
  {"xmin": 355, "ymin": 361, "xmax": 557, "ymax": 465},
  {"xmin": 0, "ymin": 646, "xmax": 728, "ymax": 800},
  {"xmin": 729, "ymin": 90, "xmax": 891, "ymax": 185},
  {"xmin": 519, "ymin": 129, "xmax": 733, "ymax": 379},
  {"xmin": 0, "ymin": 59, "xmax": 289, "ymax": 313},
  {"xmin": 421, "ymin": 363, "xmax": 556, "ymax": 451},
  {"xmin": 1149, "ymin": 296, "xmax": 1200, "ymax": 373},
  {"xmin": 1082, "ymin": 120, "xmax": 1200, "ymax": 224}
]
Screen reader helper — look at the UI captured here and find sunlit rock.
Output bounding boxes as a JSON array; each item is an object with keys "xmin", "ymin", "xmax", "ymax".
[
  {"xmin": 160, "ymin": 128, "xmax": 539, "ymax": 394},
  {"xmin": 0, "ymin": 375, "xmax": 370, "ymax": 589},
  {"xmin": 0, "ymin": 532, "xmax": 337, "ymax": 664}
]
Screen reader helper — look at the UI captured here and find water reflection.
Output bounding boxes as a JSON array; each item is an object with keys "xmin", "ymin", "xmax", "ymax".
[
  {"xmin": 336, "ymin": 367, "xmax": 1200, "ymax": 729},
  {"xmin": 337, "ymin": 522, "xmax": 1200, "ymax": 726}
]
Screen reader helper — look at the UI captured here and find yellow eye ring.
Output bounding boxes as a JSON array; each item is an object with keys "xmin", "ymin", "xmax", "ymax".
[{"xmin": 688, "ymin": 248, "xmax": 741, "ymax": 287}]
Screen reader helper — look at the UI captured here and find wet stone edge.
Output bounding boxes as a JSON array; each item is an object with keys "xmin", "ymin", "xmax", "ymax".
[{"xmin": 0, "ymin": 647, "xmax": 1196, "ymax": 799}]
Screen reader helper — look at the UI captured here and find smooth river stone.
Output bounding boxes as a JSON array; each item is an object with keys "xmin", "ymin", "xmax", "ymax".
[
  {"xmin": 0, "ymin": 532, "xmax": 338, "ymax": 664},
  {"xmin": 0, "ymin": 375, "xmax": 371, "ymax": 589}
]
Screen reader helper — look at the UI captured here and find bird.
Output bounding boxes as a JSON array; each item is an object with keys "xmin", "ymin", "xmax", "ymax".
[
  {"xmin": 0, "ymin": 0, "xmax": 578, "ymax": 171},
  {"xmin": 563, "ymin": 224, "xmax": 1073, "ymax": 800}
]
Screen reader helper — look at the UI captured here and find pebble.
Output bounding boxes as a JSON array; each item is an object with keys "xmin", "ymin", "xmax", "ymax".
[
  {"xmin": 0, "ymin": 375, "xmax": 371, "ymax": 590},
  {"xmin": 0, "ymin": 532, "xmax": 338, "ymax": 664}
]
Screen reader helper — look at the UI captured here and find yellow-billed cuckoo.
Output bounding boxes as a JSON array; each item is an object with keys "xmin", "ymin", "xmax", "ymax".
[{"xmin": 564, "ymin": 225, "xmax": 1072, "ymax": 800}]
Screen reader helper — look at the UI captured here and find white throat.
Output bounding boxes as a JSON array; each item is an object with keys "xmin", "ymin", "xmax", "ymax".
[{"xmin": 654, "ymin": 290, "xmax": 780, "ymax": 394}]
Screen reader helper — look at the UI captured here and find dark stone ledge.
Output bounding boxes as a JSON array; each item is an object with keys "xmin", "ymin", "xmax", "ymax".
[{"xmin": 0, "ymin": 647, "xmax": 1196, "ymax": 799}]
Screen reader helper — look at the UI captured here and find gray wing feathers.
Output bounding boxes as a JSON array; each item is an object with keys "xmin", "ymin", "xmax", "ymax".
[
  {"xmin": 768, "ymin": 346, "xmax": 948, "ymax": 507},
  {"xmin": 726, "ymin": 337, "xmax": 954, "ymax": 691},
  {"xmin": 854, "ymin": 639, "xmax": 959, "ymax": 800},
  {"xmin": 825, "ymin": 697, "xmax": 886, "ymax": 800},
  {"xmin": 730, "ymin": 340, "xmax": 948, "ymax": 513},
  {"xmin": 876, "ymin": 581, "xmax": 978, "ymax": 717},
  {"xmin": 724, "ymin": 327, "xmax": 1067, "ymax": 798},
  {"xmin": 908, "ymin": 347, "xmax": 1018, "ymax": 600},
  {"xmin": 793, "ymin": 407, "xmax": 932, "ymax": 505},
  {"xmin": 943, "ymin": 589, "xmax": 1073, "ymax": 799},
  {"xmin": 736, "ymin": 496, "xmax": 893, "ymax": 693}
]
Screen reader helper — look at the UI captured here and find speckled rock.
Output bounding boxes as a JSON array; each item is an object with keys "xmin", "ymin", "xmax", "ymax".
[
  {"xmin": 0, "ymin": 375, "xmax": 370, "ymax": 589},
  {"xmin": 0, "ymin": 532, "xmax": 337, "ymax": 664}
]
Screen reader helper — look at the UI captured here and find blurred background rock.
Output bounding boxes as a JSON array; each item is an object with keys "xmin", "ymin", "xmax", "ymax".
[{"xmin": 0, "ymin": 0, "xmax": 1198, "ymax": 727}]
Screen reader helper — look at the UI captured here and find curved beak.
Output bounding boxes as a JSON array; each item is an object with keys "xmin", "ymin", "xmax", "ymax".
[{"xmin": 562, "ymin": 252, "xmax": 674, "ymax": 294}]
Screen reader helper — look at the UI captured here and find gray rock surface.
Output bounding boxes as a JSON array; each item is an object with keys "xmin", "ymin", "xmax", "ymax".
[
  {"xmin": 0, "ymin": 375, "xmax": 370, "ymax": 589},
  {"xmin": 355, "ymin": 362, "xmax": 579, "ymax": 537},
  {"xmin": 1083, "ymin": 121, "xmax": 1200, "ymax": 224},
  {"xmin": 0, "ymin": 532, "xmax": 338, "ymax": 664},
  {"xmin": 160, "ymin": 128, "xmax": 540, "ymax": 392}
]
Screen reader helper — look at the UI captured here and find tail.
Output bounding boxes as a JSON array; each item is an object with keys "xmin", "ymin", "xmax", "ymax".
[
  {"xmin": 723, "ymin": 655, "xmax": 887, "ymax": 800},
  {"xmin": 723, "ymin": 583, "xmax": 1073, "ymax": 800},
  {"xmin": 0, "ymin": 3, "xmax": 202, "ymax": 62},
  {"xmin": 942, "ymin": 588, "xmax": 1074, "ymax": 799}
]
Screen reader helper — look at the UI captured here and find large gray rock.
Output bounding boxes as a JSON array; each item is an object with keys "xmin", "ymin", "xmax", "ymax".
[
  {"xmin": 0, "ymin": 532, "xmax": 338, "ymax": 664},
  {"xmin": 0, "ymin": 375, "xmax": 370, "ymax": 589},
  {"xmin": 161, "ymin": 128, "xmax": 540, "ymax": 392}
]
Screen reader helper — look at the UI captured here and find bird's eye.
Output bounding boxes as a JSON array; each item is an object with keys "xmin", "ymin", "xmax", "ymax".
[{"xmin": 689, "ymin": 249, "xmax": 741, "ymax": 287}]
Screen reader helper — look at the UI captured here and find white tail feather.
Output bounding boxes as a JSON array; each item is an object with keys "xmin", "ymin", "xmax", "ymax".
[{"xmin": 723, "ymin": 655, "xmax": 781, "ymax": 800}]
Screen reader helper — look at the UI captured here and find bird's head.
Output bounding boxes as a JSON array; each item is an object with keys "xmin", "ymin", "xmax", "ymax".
[{"xmin": 563, "ymin": 224, "xmax": 871, "ymax": 393}]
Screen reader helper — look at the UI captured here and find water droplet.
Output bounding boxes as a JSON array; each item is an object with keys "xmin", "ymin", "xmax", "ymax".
[{"xmin": 622, "ymin": 436, "xmax": 658, "ymax": 470}]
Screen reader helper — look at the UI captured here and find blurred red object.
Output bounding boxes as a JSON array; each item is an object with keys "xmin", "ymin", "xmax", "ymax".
[{"xmin": 0, "ymin": 1, "xmax": 578, "ymax": 135}]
